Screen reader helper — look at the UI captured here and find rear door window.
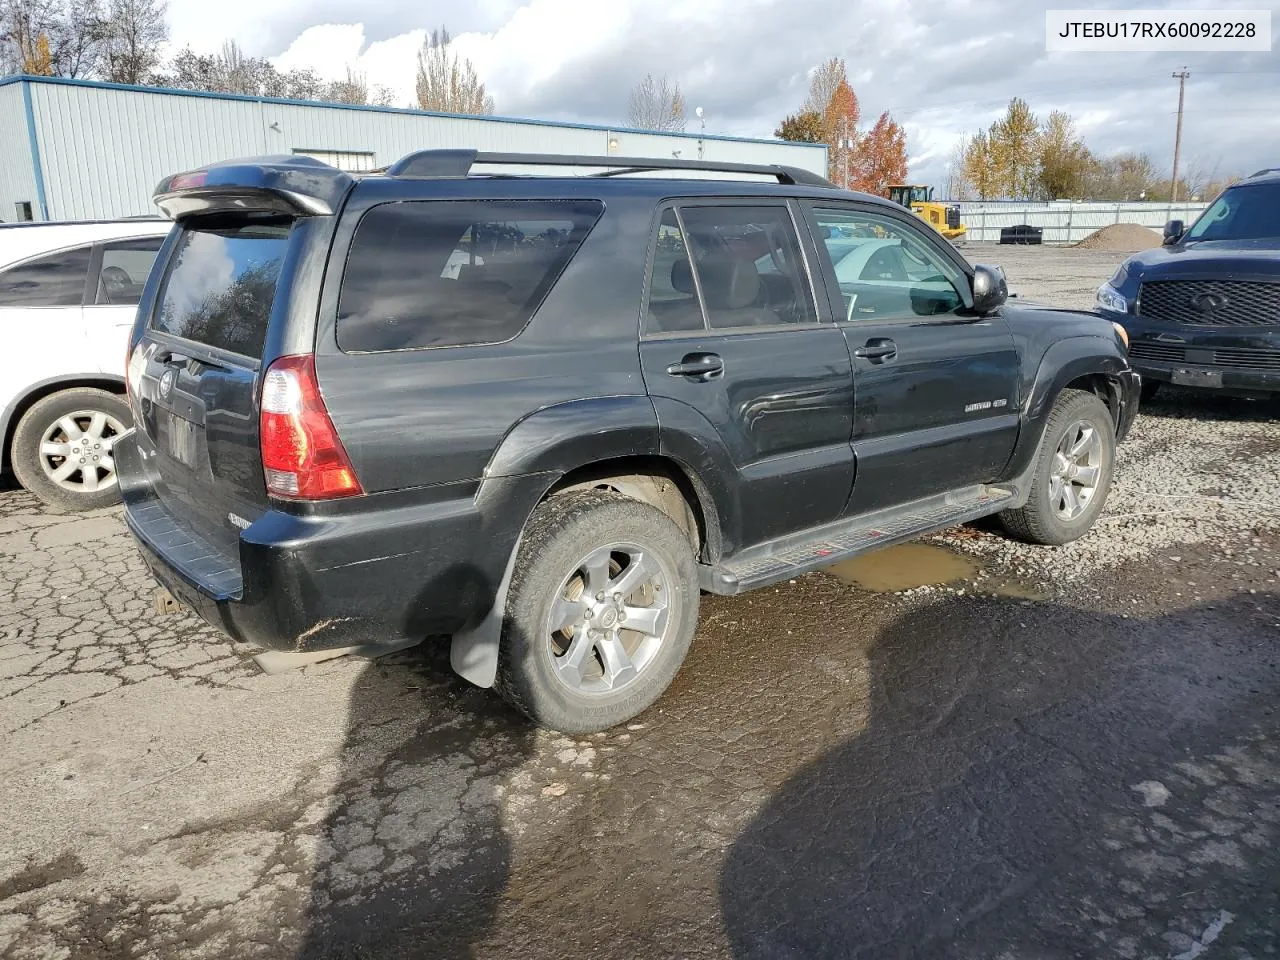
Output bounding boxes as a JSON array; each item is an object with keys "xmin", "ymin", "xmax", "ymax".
[
  {"xmin": 0, "ymin": 246, "xmax": 92, "ymax": 307},
  {"xmin": 95, "ymin": 237, "xmax": 164, "ymax": 306},
  {"xmin": 337, "ymin": 199, "xmax": 604, "ymax": 352},
  {"xmin": 151, "ymin": 219, "xmax": 291, "ymax": 358},
  {"xmin": 674, "ymin": 205, "xmax": 817, "ymax": 330}
]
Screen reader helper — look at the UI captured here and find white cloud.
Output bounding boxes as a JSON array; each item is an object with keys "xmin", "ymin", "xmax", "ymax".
[
  {"xmin": 272, "ymin": 24, "xmax": 426, "ymax": 105},
  {"xmin": 161, "ymin": 0, "xmax": 1280, "ymax": 190}
]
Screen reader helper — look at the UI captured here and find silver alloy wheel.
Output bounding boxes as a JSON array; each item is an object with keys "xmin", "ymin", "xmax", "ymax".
[
  {"xmin": 1049, "ymin": 419, "xmax": 1103, "ymax": 521},
  {"xmin": 37, "ymin": 409, "xmax": 125, "ymax": 495},
  {"xmin": 546, "ymin": 541, "xmax": 673, "ymax": 696}
]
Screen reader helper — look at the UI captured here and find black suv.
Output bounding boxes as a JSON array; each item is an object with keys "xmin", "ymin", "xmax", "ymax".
[
  {"xmin": 1097, "ymin": 168, "xmax": 1280, "ymax": 399},
  {"xmin": 118, "ymin": 150, "xmax": 1139, "ymax": 732}
]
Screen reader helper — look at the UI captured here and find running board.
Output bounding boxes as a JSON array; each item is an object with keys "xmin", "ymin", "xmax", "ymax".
[{"xmin": 699, "ymin": 484, "xmax": 1016, "ymax": 595}]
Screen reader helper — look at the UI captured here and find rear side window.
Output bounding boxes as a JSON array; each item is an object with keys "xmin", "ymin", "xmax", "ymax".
[
  {"xmin": 96, "ymin": 237, "xmax": 164, "ymax": 306},
  {"xmin": 676, "ymin": 205, "xmax": 817, "ymax": 330},
  {"xmin": 152, "ymin": 220, "xmax": 290, "ymax": 358},
  {"xmin": 0, "ymin": 246, "xmax": 92, "ymax": 307},
  {"xmin": 337, "ymin": 199, "xmax": 604, "ymax": 352}
]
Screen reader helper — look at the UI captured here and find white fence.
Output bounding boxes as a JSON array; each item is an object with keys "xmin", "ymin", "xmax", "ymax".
[{"xmin": 953, "ymin": 201, "xmax": 1208, "ymax": 245}]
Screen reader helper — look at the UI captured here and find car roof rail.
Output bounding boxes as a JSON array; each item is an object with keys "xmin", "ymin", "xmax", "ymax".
[
  {"xmin": 383, "ymin": 149, "xmax": 836, "ymax": 188},
  {"xmin": 1248, "ymin": 167, "xmax": 1280, "ymax": 178}
]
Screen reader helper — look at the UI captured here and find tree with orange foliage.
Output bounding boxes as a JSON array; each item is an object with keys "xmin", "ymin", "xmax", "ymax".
[
  {"xmin": 851, "ymin": 111, "xmax": 907, "ymax": 196},
  {"xmin": 787, "ymin": 57, "xmax": 910, "ymax": 190},
  {"xmin": 823, "ymin": 78, "xmax": 860, "ymax": 187}
]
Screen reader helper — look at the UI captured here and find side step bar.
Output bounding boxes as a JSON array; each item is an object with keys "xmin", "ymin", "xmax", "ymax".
[{"xmin": 699, "ymin": 484, "xmax": 1016, "ymax": 595}]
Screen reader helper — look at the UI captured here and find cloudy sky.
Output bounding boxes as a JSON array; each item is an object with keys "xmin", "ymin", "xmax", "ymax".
[{"xmin": 162, "ymin": 0, "xmax": 1280, "ymax": 190}]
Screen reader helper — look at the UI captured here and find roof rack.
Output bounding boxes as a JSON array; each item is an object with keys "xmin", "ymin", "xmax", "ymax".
[
  {"xmin": 1248, "ymin": 167, "xmax": 1280, "ymax": 178},
  {"xmin": 382, "ymin": 149, "xmax": 835, "ymax": 188}
]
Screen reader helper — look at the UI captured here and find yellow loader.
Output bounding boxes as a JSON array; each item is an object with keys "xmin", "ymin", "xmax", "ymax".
[{"xmin": 887, "ymin": 185, "xmax": 966, "ymax": 241}]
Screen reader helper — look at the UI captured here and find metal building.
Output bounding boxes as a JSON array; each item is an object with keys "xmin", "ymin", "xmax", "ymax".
[{"xmin": 0, "ymin": 75, "xmax": 827, "ymax": 223}]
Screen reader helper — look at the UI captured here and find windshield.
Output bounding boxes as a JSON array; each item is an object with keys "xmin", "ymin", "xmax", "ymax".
[{"xmin": 1185, "ymin": 182, "xmax": 1280, "ymax": 242}]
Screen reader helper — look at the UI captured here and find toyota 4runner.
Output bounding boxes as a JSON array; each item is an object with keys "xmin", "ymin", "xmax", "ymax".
[{"xmin": 118, "ymin": 150, "xmax": 1140, "ymax": 733}]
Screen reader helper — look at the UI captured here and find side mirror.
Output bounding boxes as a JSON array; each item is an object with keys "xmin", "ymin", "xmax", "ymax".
[
  {"xmin": 970, "ymin": 264, "xmax": 1008, "ymax": 314},
  {"xmin": 1163, "ymin": 219, "xmax": 1184, "ymax": 245}
]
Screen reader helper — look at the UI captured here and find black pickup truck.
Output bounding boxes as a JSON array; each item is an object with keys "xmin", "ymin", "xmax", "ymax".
[{"xmin": 117, "ymin": 151, "xmax": 1140, "ymax": 732}]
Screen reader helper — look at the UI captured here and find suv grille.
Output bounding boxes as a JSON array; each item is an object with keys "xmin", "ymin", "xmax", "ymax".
[
  {"xmin": 1129, "ymin": 341, "xmax": 1280, "ymax": 371},
  {"xmin": 1138, "ymin": 280, "xmax": 1280, "ymax": 327}
]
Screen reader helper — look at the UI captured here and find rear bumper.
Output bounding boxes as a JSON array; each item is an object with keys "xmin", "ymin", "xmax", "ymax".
[{"xmin": 117, "ymin": 430, "xmax": 532, "ymax": 653}]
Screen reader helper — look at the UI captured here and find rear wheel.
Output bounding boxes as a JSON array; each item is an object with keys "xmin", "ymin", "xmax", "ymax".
[
  {"xmin": 495, "ymin": 490, "xmax": 699, "ymax": 733},
  {"xmin": 1000, "ymin": 389, "xmax": 1115, "ymax": 546},
  {"xmin": 10, "ymin": 388, "xmax": 132, "ymax": 512}
]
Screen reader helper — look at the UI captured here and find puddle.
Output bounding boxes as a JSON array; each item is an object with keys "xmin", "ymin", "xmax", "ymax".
[
  {"xmin": 825, "ymin": 542, "xmax": 976, "ymax": 592},
  {"xmin": 823, "ymin": 541, "xmax": 1050, "ymax": 600}
]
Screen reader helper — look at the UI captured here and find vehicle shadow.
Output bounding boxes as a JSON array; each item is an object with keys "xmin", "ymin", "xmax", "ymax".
[
  {"xmin": 1140, "ymin": 385, "xmax": 1278, "ymax": 423},
  {"xmin": 718, "ymin": 589, "xmax": 1280, "ymax": 958},
  {"xmin": 295, "ymin": 573, "xmax": 533, "ymax": 959}
]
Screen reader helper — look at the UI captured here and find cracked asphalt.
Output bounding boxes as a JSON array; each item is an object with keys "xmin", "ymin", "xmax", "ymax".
[{"xmin": 2, "ymin": 245, "xmax": 1279, "ymax": 959}]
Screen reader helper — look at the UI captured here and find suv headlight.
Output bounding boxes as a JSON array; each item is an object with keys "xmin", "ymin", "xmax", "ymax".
[{"xmin": 1096, "ymin": 282, "xmax": 1128, "ymax": 314}]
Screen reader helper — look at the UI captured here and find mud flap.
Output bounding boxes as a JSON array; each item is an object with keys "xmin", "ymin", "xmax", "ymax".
[{"xmin": 450, "ymin": 544, "xmax": 519, "ymax": 688}]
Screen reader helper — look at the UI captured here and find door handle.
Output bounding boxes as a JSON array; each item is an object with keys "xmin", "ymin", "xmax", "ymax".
[
  {"xmin": 854, "ymin": 338, "xmax": 897, "ymax": 362},
  {"xmin": 666, "ymin": 352, "xmax": 724, "ymax": 381}
]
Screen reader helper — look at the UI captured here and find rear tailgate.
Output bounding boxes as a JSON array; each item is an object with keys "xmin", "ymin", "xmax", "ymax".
[{"xmin": 129, "ymin": 217, "xmax": 291, "ymax": 583}]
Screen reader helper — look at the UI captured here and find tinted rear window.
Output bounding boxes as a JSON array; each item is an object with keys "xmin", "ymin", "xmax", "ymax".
[
  {"xmin": 0, "ymin": 245, "xmax": 91, "ymax": 307},
  {"xmin": 152, "ymin": 219, "xmax": 290, "ymax": 358},
  {"xmin": 337, "ymin": 199, "xmax": 604, "ymax": 352}
]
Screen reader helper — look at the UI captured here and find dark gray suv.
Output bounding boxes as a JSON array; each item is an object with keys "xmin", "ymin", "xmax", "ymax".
[{"xmin": 118, "ymin": 150, "xmax": 1140, "ymax": 732}]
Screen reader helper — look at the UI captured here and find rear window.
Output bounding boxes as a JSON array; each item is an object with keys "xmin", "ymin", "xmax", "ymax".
[
  {"xmin": 0, "ymin": 245, "xmax": 91, "ymax": 307},
  {"xmin": 337, "ymin": 199, "xmax": 604, "ymax": 352},
  {"xmin": 152, "ymin": 219, "xmax": 291, "ymax": 358}
]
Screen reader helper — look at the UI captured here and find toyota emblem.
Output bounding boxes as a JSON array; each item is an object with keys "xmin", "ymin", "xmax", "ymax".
[
  {"xmin": 1189, "ymin": 292, "xmax": 1228, "ymax": 315},
  {"xmin": 158, "ymin": 368, "xmax": 177, "ymax": 399}
]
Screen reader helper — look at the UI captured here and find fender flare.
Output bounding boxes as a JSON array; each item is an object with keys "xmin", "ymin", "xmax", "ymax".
[
  {"xmin": 450, "ymin": 394, "xmax": 741, "ymax": 688},
  {"xmin": 1007, "ymin": 335, "xmax": 1130, "ymax": 479},
  {"xmin": 452, "ymin": 395, "xmax": 659, "ymax": 688}
]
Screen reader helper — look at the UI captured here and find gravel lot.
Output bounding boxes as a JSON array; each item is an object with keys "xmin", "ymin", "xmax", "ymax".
[{"xmin": 1, "ymin": 243, "xmax": 1277, "ymax": 959}]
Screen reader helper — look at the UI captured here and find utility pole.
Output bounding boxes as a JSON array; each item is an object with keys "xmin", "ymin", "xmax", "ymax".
[
  {"xmin": 1171, "ymin": 68, "xmax": 1189, "ymax": 203},
  {"xmin": 841, "ymin": 115, "xmax": 850, "ymax": 189}
]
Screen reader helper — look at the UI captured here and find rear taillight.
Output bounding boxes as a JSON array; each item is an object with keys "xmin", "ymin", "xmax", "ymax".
[{"xmin": 259, "ymin": 355, "xmax": 362, "ymax": 500}]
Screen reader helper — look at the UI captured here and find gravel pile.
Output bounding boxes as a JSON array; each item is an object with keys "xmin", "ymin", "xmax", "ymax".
[
  {"xmin": 1075, "ymin": 223, "xmax": 1164, "ymax": 252},
  {"xmin": 934, "ymin": 391, "xmax": 1280, "ymax": 592}
]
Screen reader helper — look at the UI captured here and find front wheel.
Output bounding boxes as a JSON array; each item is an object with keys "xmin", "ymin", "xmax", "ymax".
[
  {"xmin": 1000, "ymin": 389, "xmax": 1116, "ymax": 546},
  {"xmin": 495, "ymin": 490, "xmax": 699, "ymax": 733}
]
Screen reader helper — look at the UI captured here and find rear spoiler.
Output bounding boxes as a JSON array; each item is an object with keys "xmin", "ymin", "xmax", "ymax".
[{"xmin": 153, "ymin": 155, "xmax": 355, "ymax": 220}]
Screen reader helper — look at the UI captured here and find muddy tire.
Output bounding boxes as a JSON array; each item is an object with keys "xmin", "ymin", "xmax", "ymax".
[
  {"xmin": 495, "ymin": 490, "xmax": 699, "ymax": 733},
  {"xmin": 10, "ymin": 388, "xmax": 132, "ymax": 512},
  {"xmin": 1000, "ymin": 389, "xmax": 1116, "ymax": 546}
]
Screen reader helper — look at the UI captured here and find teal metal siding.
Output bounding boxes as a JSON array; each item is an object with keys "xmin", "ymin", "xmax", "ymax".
[
  {"xmin": 0, "ymin": 82, "xmax": 39, "ymax": 221},
  {"xmin": 18, "ymin": 75, "xmax": 828, "ymax": 221}
]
